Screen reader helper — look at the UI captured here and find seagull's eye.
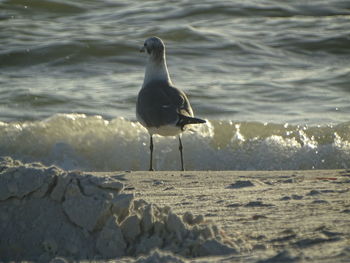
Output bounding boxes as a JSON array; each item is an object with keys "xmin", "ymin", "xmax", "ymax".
[{"xmin": 144, "ymin": 42, "xmax": 151, "ymax": 54}]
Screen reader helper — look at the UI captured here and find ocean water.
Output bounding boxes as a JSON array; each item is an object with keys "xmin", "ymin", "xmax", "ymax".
[{"xmin": 0, "ymin": 0, "xmax": 349, "ymax": 171}]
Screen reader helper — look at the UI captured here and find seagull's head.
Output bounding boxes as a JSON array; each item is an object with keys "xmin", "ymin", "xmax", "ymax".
[{"xmin": 140, "ymin": 36, "xmax": 165, "ymax": 59}]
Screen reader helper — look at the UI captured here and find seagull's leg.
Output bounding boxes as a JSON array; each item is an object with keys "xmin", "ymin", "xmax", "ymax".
[
  {"xmin": 149, "ymin": 135, "xmax": 154, "ymax": 171},
  {"xmin": 178, "ymin": 135, "xmax": 185, "ymax": 171}
]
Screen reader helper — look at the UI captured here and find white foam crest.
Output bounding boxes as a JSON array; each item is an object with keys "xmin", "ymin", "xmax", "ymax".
[
  {"xmin": 331, "ymin": 133, "xmax": 350, "ymax": 169},
  {"xmin": 231, "ymin": 124, "xmax": 246, "ymax": 144},
  {"xmin": 298, "ymin": 130, "xmax": 318, "ymax": 149},
  {"xmin": 0, "ymin": 115, "xmax": 349, "ymax": 171}
]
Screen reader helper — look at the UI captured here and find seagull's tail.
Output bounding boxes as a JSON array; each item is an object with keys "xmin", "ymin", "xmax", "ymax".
[{"xmin": 177, "ymin": 114, "xmax": 206, "ymax": 129}]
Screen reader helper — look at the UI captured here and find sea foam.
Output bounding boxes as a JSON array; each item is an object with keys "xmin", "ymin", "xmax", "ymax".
[{"xmin": 0, "ymin": 114, "xmax": 349, "ymax": 171}]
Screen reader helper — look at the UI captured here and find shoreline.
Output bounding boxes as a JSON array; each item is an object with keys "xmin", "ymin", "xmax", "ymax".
[{"xmin": 1, "ymin": 157, "xmax": 349, "ymax": 262}]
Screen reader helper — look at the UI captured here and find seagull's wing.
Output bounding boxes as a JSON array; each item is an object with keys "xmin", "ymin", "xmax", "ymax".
[{"xmin": 137, "ymin": 80, "xmax": 193, "ymax": 127}]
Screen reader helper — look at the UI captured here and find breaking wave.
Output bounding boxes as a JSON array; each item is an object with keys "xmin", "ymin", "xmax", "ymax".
[{"xmin": 1, "ymin": 114, "xmax": 349, "ymax": 171}]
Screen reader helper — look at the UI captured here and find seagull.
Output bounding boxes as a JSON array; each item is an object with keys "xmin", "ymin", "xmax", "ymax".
[{"xmin": 136, "ymin": 36, "xmax": 206, "ymax": 171}]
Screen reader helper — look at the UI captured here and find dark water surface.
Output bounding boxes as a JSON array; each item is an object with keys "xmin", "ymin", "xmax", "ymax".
[{"xmin": 1, "ymin": 0, "xmax": 349, "ymax": 170}]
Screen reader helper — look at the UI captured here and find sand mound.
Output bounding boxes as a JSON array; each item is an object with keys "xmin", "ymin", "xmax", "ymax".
[{"xmin": 0, "ymin": 157, "xmax": 236, "ymax": 262}]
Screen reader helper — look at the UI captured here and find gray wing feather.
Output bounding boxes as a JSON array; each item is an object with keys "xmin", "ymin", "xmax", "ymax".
[{"xmin": 137, "ymin": 80, "xmax": 193, "ymax": 127}]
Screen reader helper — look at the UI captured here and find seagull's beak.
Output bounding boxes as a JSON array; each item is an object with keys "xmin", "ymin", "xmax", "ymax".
[{"xmin": 140, "ymin": 46, "xmax": 145, "ymax": 53}]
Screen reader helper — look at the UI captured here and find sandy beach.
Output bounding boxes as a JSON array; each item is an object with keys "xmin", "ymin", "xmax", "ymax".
[
  {"xmin": 0, "ymin": 157, "xmax": 349, "ymax": 262},
  {"xmin": 118, "ymin": 170, "xmax": 350, "ymax": 262}
]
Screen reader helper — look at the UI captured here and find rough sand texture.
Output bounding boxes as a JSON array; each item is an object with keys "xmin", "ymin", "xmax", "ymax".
[
  {"xmin": 99, "ymin": 170, "xmax": 350, "ymax": 262},
  {"xmin": 0, "ymin": 157, "xmax": 234, "ymax": 263},
  {"xmin": 0, "ymin": 157, "xmax": 349, "ymax": 262}
]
